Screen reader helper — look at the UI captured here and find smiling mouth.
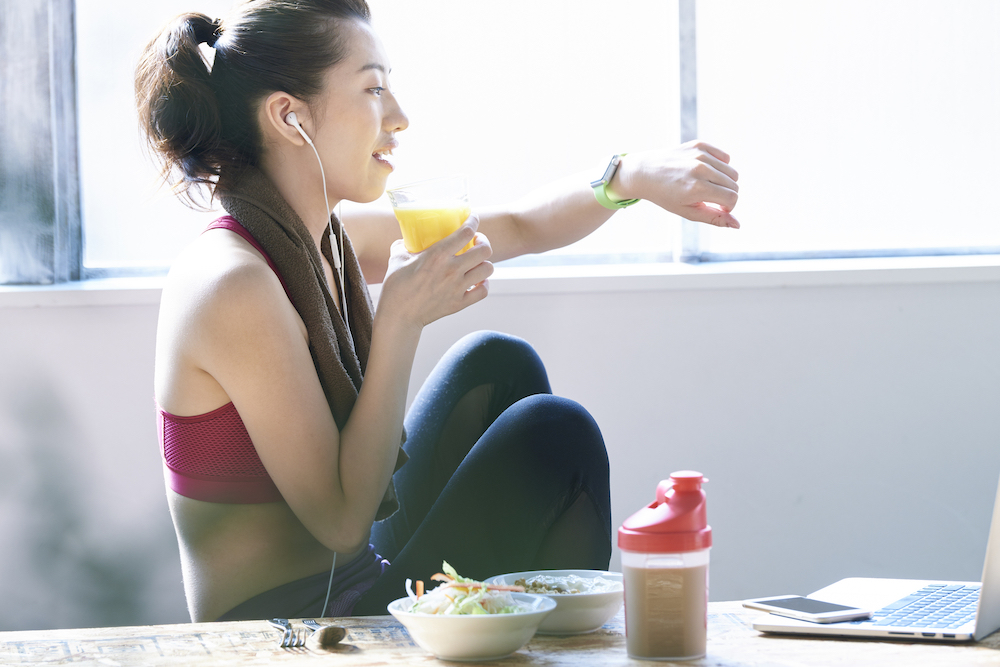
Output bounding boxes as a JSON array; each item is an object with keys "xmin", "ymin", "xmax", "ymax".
[{"xmin": 373, "ymin": 147, "xmax": 395, "ymax": 169}]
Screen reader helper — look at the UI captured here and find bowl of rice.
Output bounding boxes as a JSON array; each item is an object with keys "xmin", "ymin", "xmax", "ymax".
[{"xmin": 486, "ymin": 569, "xmax": 624, "ymax": 635}]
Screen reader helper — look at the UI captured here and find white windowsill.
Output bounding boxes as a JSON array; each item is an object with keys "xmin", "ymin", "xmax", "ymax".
[{"xmin": 2, "ymin": 255, "xmax": 1000, "ymax": 309}]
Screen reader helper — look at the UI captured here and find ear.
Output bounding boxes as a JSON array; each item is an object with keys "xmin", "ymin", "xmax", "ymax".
[{"xmin": 261, "ymin": 91, "xmax": 310, "ymax": 147}]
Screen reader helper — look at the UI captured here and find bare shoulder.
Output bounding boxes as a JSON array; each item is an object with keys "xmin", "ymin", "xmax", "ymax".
[
  {"xmin": 161, "ymin": 228, "xmax": 292, "ymax": 329},
  {"xmin": 155, "ymin": 228, "xmax": 305, "ymax": 412}
]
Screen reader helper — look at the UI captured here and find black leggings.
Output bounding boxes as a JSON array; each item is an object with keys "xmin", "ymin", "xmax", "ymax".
[{"xmin": 352, "ymin": 330, "xmax": 612, "ymax": 615}]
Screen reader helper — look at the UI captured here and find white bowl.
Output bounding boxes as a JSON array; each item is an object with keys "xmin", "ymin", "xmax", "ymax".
[
  {"xmin": 387, "ymin": 593, "xmax": 556, "ymax": 661},
  {"xmin": 487, "ymin": 569, "xmax": 624, "ymax": 635}
]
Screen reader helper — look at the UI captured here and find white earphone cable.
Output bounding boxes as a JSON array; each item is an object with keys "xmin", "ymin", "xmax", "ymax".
[
  {"xmin": 320, "ymin": 551, "xmax": 338, "ymax": 617},
  {"xmin": 303, "ymin": 131, "xmax": 348, "ymax": 329},
  {"xmin": 289, "ymin": 115, "xmax": 345, "ymax": 612}
]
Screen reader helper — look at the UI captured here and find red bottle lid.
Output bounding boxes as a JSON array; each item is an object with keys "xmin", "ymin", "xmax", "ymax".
[{"xmin": 617, "ymin": 471, "xmax": 712, "ymax": 553}]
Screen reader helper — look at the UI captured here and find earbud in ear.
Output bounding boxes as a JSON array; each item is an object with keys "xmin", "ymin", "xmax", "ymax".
[{"xmin": 285, "ymin": 111, "xmax": 313, "ymax": 146}]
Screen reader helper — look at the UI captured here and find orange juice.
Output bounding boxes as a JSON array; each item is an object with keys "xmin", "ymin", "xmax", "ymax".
[{"xmin": 393, "ymin": 205, "xmax": 474, "ymax": 254}]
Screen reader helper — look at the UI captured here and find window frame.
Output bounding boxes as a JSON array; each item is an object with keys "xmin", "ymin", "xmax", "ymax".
[
  {"xmin": 2, "ymin": 0, "xmax": 997, "ymax": 286},
  {"xmin": 1, "ymin": 0, "xmax": 81, "ymax": 284}
]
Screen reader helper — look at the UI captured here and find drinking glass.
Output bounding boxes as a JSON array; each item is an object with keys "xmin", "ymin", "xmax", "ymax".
[{"xmin": 387, "ymin": 175, "xmax": 474, "ymax": 254}]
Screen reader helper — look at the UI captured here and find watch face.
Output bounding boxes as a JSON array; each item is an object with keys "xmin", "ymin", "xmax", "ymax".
[{"xmin": 592, "ymin": 155, "xmax": 621, "ymax": 188}]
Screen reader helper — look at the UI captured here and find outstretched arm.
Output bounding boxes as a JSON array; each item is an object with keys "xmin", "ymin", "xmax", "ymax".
[
  {"xmin": 480, "ymin": 141, "xmax": 740, "ymax": 262},
  {"xmin": 344, "ymin": 140, "xmax": 739, "ymax": 282}
]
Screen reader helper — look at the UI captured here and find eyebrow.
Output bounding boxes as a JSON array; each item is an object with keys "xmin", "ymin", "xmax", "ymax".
[{"xmin": 359, "ymin": 63, "xmax": 390, "ymax": 74}]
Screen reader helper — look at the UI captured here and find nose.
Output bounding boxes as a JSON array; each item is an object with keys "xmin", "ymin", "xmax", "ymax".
[{"xmin": 385, "ymin": 90, "xmax": 409, "ymax": 133}]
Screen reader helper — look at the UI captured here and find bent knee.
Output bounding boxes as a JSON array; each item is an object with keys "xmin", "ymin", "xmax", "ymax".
[
  {"xmin": 504, "ymin": 394, "xmax": 608, "ymax": 469},
  {"xmin": 454, "ymin": 330, "xmax": 541, "ymax": 366}
]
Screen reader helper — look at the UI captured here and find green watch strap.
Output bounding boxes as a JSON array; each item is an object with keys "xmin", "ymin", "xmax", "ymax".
[
  {"xmin": 592, "ymin": 153, "xmax": 640, "ymax": 210},
  {"xmin": 593, "ymin": 186, "xmax": 640, "ymax": 210}
]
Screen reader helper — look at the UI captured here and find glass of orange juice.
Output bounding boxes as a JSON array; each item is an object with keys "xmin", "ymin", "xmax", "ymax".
[{"xmin": 387, "ymin": 175, "xmax": 475, "ymax": 254}]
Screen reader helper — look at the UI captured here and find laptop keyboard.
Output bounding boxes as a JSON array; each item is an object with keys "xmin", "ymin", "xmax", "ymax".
[{"xmin": 851, "ymin": 584, "xmax": 980, "ymax": 629}]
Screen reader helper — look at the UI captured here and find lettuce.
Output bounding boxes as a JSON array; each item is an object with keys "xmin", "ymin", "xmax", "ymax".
[{"xmin": 409, "ymin": 562, "xmax": 524, "ymax": 615}]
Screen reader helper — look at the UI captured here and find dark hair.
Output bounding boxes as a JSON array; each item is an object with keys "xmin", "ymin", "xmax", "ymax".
[{"xmin": 135, "ymin": 0, "xmax": 371, "ymax": 207}]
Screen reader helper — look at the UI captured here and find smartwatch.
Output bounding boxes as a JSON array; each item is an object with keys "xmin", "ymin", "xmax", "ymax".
[{"xmin": 591, "ymin": 154, "xmax": 640, "ymax": 210}]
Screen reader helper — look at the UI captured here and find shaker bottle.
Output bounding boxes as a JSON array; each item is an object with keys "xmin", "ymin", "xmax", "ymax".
[{"xmin": 618, "ymin": 470, "xmax": 712, "ymax": 660}]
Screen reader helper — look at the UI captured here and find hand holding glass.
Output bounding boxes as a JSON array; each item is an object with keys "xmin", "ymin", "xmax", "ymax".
[{"xmin": 387, "ymin": 176, "xmax": 475, "ymax": 254}]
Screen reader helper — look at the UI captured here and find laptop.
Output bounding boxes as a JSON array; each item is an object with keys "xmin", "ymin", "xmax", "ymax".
[{"xmin": 750, "ymin": 472, "xmax": 1000, "ymax": 642}]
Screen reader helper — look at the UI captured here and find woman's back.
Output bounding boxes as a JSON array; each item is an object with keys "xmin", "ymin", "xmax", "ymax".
[{"xmin": 155, "ymin": 226, "xmax": 352, "ymax": 621}]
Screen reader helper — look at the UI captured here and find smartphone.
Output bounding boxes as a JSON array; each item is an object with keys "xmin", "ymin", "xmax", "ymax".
[{"xmin": 743, "ymin": 595, "xmax": 873, "ymax": 624}]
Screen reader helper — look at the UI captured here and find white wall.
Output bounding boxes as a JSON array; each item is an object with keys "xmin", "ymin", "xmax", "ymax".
[
  {"xmin": 1, "ymin": 262, "xmax": 998, "ymax": 630},
  {"xmin": 0, "ymin": 296, "xmax": 181, "ymax": 630}
]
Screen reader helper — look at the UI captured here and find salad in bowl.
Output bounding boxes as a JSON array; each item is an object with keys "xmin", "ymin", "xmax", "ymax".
[{"xmin": 388, "ymin": 561, "xmax": 555, "ymax": 661}]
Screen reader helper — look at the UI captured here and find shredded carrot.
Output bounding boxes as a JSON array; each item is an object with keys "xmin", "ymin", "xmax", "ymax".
[
  {"xmin": 425, "ymin": 572, "xmax": 523, "ymax": 594},
  {"xmin": 439, "ymin": 581, "xmax": 525, "ymax": 593},
  {"xmin": 415, "ymin": 580, "xmax": 424, "ymax": 598}
]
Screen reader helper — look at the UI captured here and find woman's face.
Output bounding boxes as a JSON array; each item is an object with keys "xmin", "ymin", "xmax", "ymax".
[{"xmin": 311, "ymin": 20, "xmax": 408, "ymax": 204}]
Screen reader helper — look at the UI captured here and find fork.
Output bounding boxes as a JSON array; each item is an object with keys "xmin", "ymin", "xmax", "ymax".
[
  {"xmin": 285, "ymin": 628, "xmax": 307, "ymax": 648},
  {"xmin": 268, "ymin": 619, "xmax": 307, "ymax": 649}
]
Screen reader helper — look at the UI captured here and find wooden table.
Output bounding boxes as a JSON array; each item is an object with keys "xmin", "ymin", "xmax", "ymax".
[{"xmin": 1, "ymin": 602, "xmax": 998, "ymax": 666}]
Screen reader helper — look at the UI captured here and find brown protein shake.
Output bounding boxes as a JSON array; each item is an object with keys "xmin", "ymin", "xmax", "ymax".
[{"xmin": 618, "ymin": 471, "xmax": 712, "ymax": 660}]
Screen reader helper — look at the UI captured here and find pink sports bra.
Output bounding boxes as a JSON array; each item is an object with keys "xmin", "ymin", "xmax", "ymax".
[
  {"xmin": 158, "ymin": 216, "xmax": 289, "ymax": 504},
  {"xmin": 159, "ymin": 402, "xmax": 283, "ymax": 503}
]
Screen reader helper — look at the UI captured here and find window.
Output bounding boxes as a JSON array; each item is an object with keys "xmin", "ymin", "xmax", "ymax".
[
  {"xmin": 694, "ymin": 0, "xmax": 1000, "ymax": 260},
  {"xmin": 363, "ymin": 0, "xmax": 682, "ymax": 266},
  {"xmin": 3, "ymin": 0, "xmax": 998, "ymax": 285},
  {"xmin": 76, "ymin": 0, "xmax": 682, "ymax": 274},
  {"xmin": 76, "ymin": 0, "xmax": 234, "ymax": 274}
]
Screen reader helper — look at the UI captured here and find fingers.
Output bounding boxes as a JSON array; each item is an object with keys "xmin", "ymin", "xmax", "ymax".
[
  {"xmin": 697, "ymin": 153, "xmax": 739, "ymax": 187},
  {"xmin": 380, "ymin": 213, "xmax": 494, "ymax": 327},
  {"xmin": 416, "ymin": 214, "xmax": 493, "ymax": 298},
  {"xmin": 388, "ymin": 238, "xmax": 412, "ymax": 259},
  {"xmin": 461, "ymin": 277, "xmax": 490, "ymax": 307},
  {"xmin": 696, "ymin": 180, "xmax": 739, "ymax": 213},
  {"xmin": 689, "ymin": 162, "xmax": 739, "ymax": 204},
  {"xmin": 464, "ymin": 258, "xmax": 494, "ymax": 288},
  {"xmin": 426, "ymin": 219, "xmax": 492, "ymax": 270},
  {"xmin": 686, "ymin": 145, "xmax": 739, "ymax": 228},
  {"xmin": 449, "ymin": 235, "xmax": 492, "ymax": 299},
  {"xmin": 683, "ymin": 139, "xmax": 739, "ymax": 186},
  {"xmin": 436, "ymin": 212, "xmax": 481, "ymax": 256},
  {"xmin": 687, "ymin": 140, "xmax": 732, "ymax": 166},
  {"xmin": 471, "ymin": 231, "xmax": 491, "ymax": 250},
  {"xmin": 685, "ymin": 202, "xmax": 740, "ymax": 229},
  {"xmin": 465, "ymin": 232, "xmax": 492, "ymax": 262}
]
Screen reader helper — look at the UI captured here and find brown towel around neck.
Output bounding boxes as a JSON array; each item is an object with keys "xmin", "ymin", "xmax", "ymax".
[{"xmin": 219, "ymin": 166, "xmax": 406, "ymax": 520}]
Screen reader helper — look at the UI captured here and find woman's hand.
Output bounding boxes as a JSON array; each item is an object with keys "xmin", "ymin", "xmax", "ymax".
[
  {"xmin": 378, "ymin": 212, "xmax": 494, "ymax": 328},
  {"xmin": 613, "ymin": 141, "xmax": 741, "ymax": 229}
]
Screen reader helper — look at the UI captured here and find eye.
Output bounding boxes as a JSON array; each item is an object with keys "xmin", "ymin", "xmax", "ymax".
[{"xmin": 369, "ymin": 87, "xmax": 386, "ymax": 97}]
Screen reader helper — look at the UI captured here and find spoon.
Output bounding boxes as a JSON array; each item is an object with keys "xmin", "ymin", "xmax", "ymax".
[{"xmin": 303, "ymin": 619, "xmax": 347, "ymax": 649}]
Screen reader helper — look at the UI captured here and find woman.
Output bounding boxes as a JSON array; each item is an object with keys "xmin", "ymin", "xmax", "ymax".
[{"xmin": 138, "ymin": 0, "xmax": 739, "ymax": 622}]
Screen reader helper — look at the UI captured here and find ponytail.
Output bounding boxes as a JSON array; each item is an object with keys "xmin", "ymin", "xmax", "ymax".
[
  {"xmin": 136, "ymin": 1, "xmax": 372, "ymax": 209},
  {"xmin": 135, "ymin": 13, "xmax": 227, "ymax": 207}
]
